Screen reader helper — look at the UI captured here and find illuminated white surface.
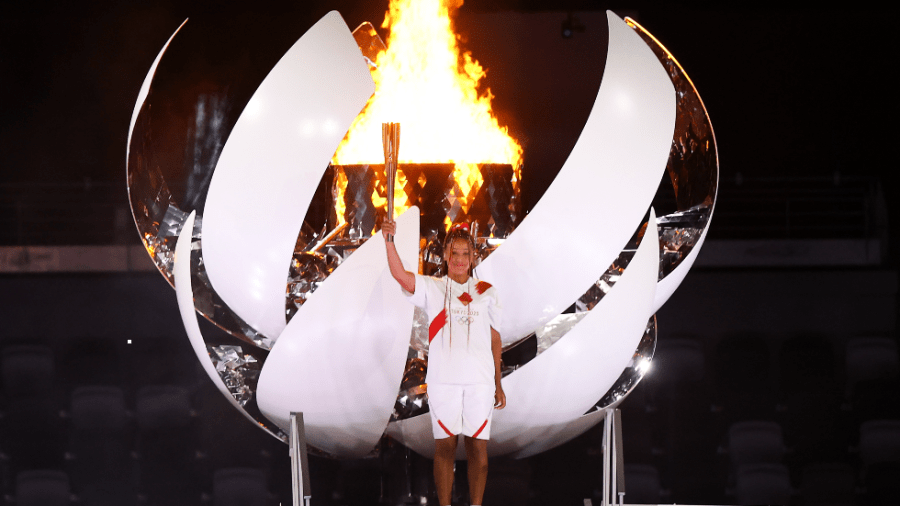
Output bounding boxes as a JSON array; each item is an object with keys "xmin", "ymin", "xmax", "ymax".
[
  {"xmin": 476, "ymin": 11, "xmax": 675, "ymax": 345},
  {"xmin": 257, "ymin": 208, "xmax": 420, "ymax": 458},
  {"xmin": 202, "ymin": 11, "xmax": 375, "ymax": 340},
  {"xmin": 174, "ymin": 212, "xmax": 261, "ymax": 428},
  {"xmin": 127, "ymin": 18, "xmax": 187, "ymax": 161},
  {"xmin": 389, "ymin": 210, "xmax": 659, "ymax": 458}
]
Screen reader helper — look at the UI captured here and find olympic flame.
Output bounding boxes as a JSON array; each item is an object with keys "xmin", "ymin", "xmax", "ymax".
[{"xmin": 332, "ymin": 0, "xmax": 523, "ymax": 227}]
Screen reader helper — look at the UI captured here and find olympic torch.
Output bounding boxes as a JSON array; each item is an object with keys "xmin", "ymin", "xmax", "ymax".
[{"xmin": 382, "ymin": 122, "xmax": 400, "ymax": 242}]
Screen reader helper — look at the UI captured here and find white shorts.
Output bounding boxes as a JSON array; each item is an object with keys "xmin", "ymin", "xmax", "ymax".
[{"xmin": 427, "ymin": 383, "xmax": 495, "ymax": 440}]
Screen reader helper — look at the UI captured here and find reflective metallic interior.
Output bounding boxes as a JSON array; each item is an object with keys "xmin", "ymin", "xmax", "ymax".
[
  {"xmin": 209, "ymin": 344, "xmax": 260, "ymax": 407},
  {"xmin": 633, "ymin": 15, "xmax": 719, "ymax": 278},
  {"xmin": 586, "ymin": 315, "xmax": 657, "ymax": 413}
]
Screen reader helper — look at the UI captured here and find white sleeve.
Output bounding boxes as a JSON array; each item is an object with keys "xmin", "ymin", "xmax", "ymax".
[
  {"xmin": 403, "ymin": 273, "xmax": 430, "ymax": 309},
  {"xmin": 487, "ymin": 287, "xmax": 502, "ymax": 331}
]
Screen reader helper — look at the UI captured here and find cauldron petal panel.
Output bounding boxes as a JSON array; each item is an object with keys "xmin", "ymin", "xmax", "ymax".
[
  {"xmin": 175, "ymin": 212, "xmax": 287, "ymax": 441},
  {"xmin": 475, "ymin": 11, "xmax": 675, "ymax": 345},
  {"xmin": 127, "ymin": 19, "xmax": 187, "ymax": 165},
  {"xmin": 256, "ymin": 208, "xmax": 421, "ymax": 458},
  {"xmin": 625, "ymin": 16, "xmax": 719, "ymax": 311},
  {"xmin": 201, "ymin": 11, "xmax": 375, "ymax": 341}
]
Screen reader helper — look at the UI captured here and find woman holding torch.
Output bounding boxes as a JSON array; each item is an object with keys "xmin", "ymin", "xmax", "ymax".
[{"xmin": 381, "ymin": 219, "xmax": 506, "ymax": 506}]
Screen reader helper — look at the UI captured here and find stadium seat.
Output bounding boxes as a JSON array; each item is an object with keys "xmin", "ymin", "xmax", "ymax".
[
  {"xmin": 2, "ymin": 345, "xmax": 55, "ymax": 399},
  {"xmin": 16, "ymin": 470, "xmax": 70, "ymax": 506},
  {"xmin": 859, "ymin": 419, "xmax": 900, "ymax": 467},
  {"xmin": 68, "ymin": 386, "xmax": 133, "ymax": 486},
  {"xmin": 213, "ymin": 467, "xmax": 268, "ymax": 506},
  {"xmin": 734, "ymin": 463, "xmax": 792, "ymax": 505},
  {"xmin": 135, "ymin": 385, "xmax": 198, "ymax": 506},
  {"xmin": 623, "ymin": 464, "xmax": 661, "ymax": 503},
  {"xmin": 846, "ymin": 337, "xmax": 899, "ymax": 393},
  {"xmin": 727, "ymin": 420, "xmax": 785, "ymax": 467}
]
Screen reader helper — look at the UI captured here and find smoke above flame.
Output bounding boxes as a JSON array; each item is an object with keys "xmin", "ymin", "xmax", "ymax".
[{"xmin": 332, "ymin": 0, "xmax": 522, "ymax": 171}]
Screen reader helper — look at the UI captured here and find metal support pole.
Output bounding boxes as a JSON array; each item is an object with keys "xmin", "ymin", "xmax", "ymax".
[
  {"xmin": 290, "ymin": 412, "xmax": 311, "ymax": 506},
  {"xmin": 600, "ymin": 408, "xmax": 625, "ymax": 506},
  {"xmin": 602, "ymin": 409, "xmax": 611, "ymax": 506},
  {"xmin": 614, "ymin": 409, "xmax": 625, "ymax": 506},
  {"xmin": 611, "ymin": 410, "xmax": 617, "ymax": 502}
]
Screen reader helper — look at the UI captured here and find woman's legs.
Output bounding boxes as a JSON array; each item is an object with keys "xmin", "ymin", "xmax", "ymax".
[
  {"xmin": 434, "ymin": 435, "xmax": 458, "ymax": 505},
  {"xmin": 465, "ymin": 436, "xmax": 488, "ymax": 505}
]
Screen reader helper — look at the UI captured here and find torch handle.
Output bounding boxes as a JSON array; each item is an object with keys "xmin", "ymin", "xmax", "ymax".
[{"xmin": 382, "ymin": 122, "xmax": 400, "ymax": 242}]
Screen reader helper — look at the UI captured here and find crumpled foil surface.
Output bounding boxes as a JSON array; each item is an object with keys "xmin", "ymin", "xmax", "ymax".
[
  {"xmin": 286, "ymin": 250, "xmax": 342, "ymax": 321},
  {"xmin": 209, "ymin": 345, "xmax": 261, "ymax": 407}
]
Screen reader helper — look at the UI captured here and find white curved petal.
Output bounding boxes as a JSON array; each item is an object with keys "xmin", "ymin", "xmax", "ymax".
[
  {"xmin": 509, "ymin": 406, "xmax": 609, "ymax": 459},
  {"xmin": 202, "ymin": 11, "xmax": 375, "ymax": 340},
  {"xmin": 127, "ymin": 18, "xmax": 188, "ymax": 161},
  {"xmin": 490, "ymin": 209, "xmax": 658, "ymax": 455},
  {"xmin": 256, "ymin": 208, "xmax": 420, "ymax": 458},
  {"xmin": 390, "ymin": 209, "xmax": 659, "ymax": 458},
  {"xmin": 174, "ymin": 211, "xmax": 260, "ymax": 428},
  {"xmin": 475, "ymin": 11, "xmax": 674, "ymax": 345}
]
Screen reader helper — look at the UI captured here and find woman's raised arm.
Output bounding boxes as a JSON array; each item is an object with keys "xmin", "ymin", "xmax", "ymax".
[{"xmin": 381, "ymin": 219, "xmax": 415, "ymax": 293}]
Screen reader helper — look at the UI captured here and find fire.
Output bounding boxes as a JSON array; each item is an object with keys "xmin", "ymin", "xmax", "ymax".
[{"xmin": 332, "ymin": 0, "xmax": 523, "ymax": 227}]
